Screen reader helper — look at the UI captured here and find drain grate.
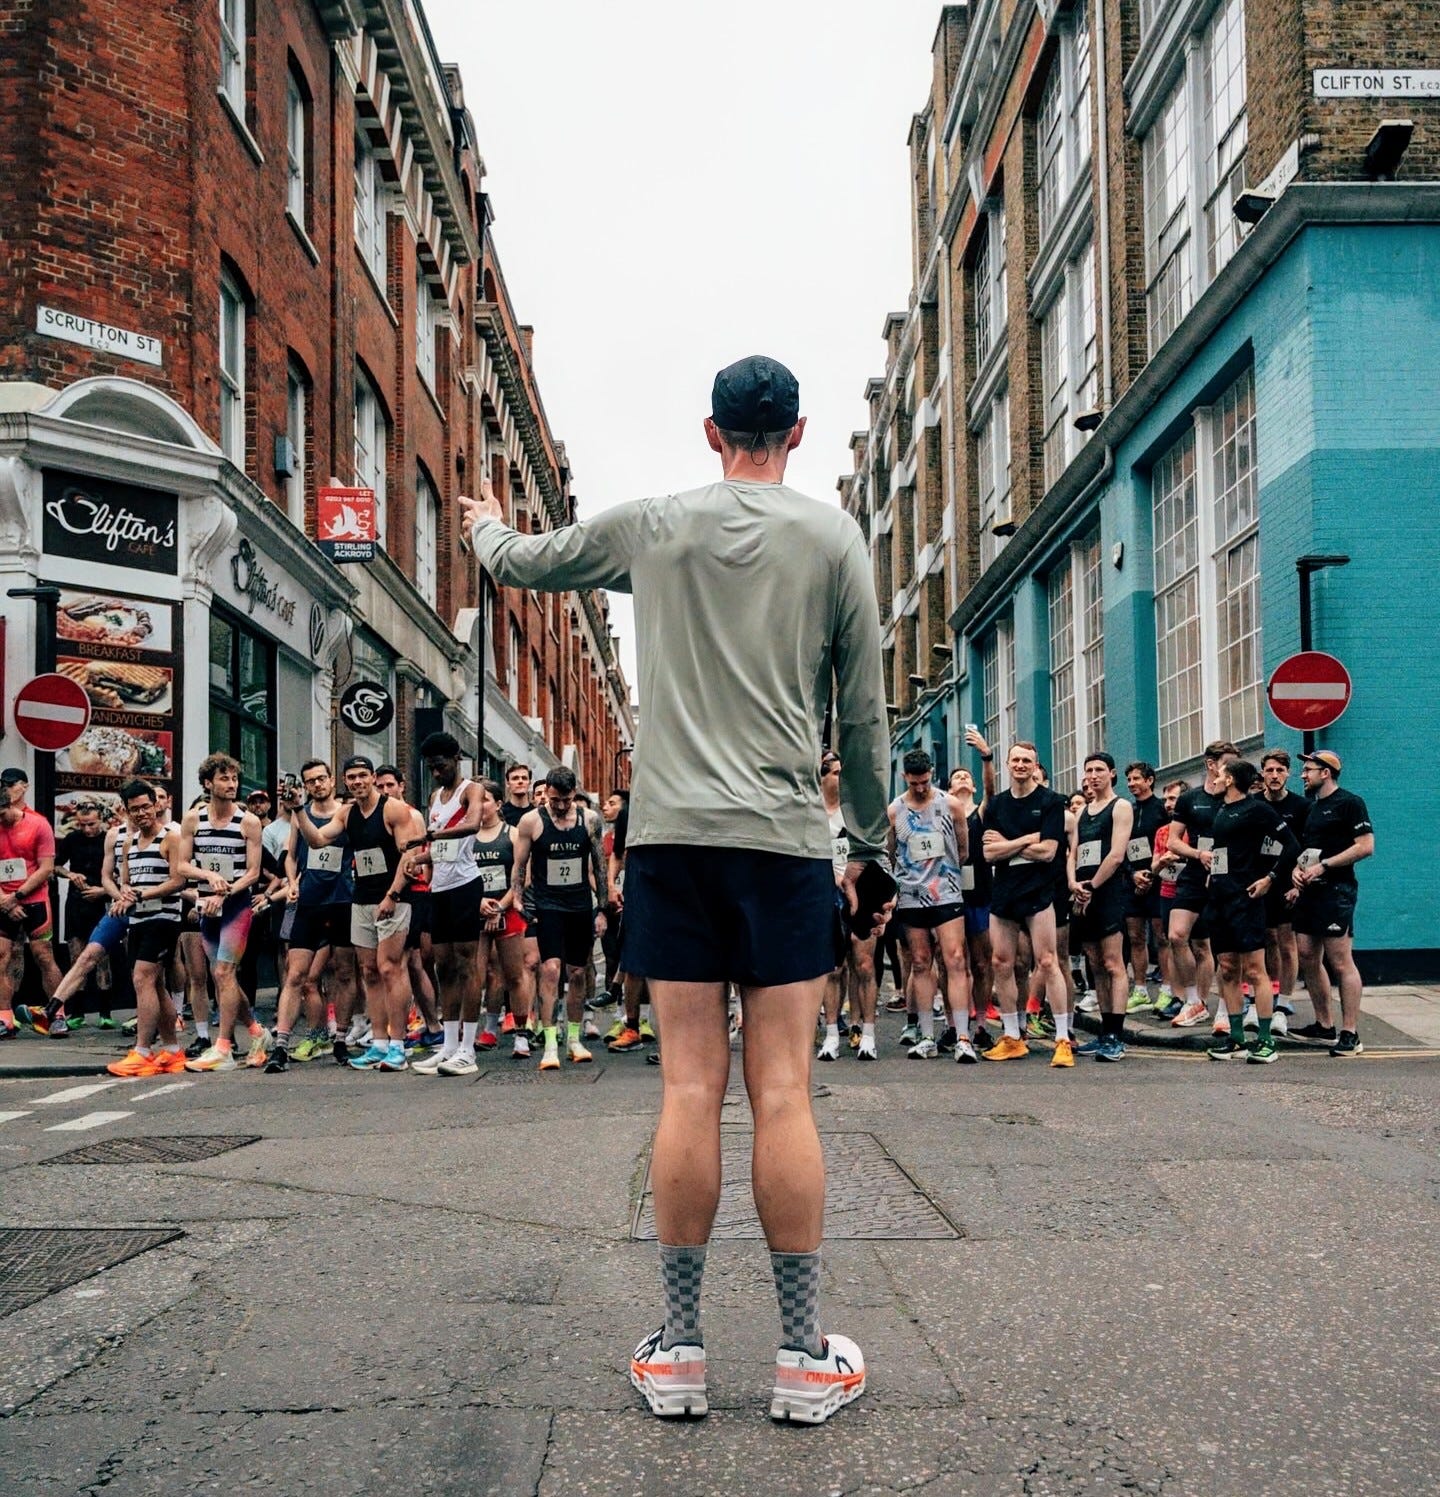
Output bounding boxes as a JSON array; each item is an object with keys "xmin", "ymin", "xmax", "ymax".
[
  {"xmin": 632, "ymin": 1131, "xmax": 960, "ymax": 1240},
  {"xmin": 480, "ymin": 1066, "xmax": 603, "ymax": 1085},
  {"xmin": 0, "ymin": 1227, "xmax": 183, "ymax": 1316},
  {"xmin": 42, "ymin": 1135, "xmax": 260, "ymax": 1166}
]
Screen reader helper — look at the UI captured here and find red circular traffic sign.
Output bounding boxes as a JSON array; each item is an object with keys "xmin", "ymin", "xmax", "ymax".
[
  {"xmin": 1267, "ymin": 651, "xmax": 1352, "ymax": 732},
  {"xmin": 13, "ymin": 672, "xmax": 92, "ymax": 751}
]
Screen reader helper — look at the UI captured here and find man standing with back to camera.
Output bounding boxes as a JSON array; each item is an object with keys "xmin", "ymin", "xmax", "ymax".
[{"xmin": 461, "ymin": 355, "xmax": 891, "ymax": 1426}]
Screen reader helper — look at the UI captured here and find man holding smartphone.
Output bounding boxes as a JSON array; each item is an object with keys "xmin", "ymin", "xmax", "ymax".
[{"xmin": 460, "ymin": 354, "xmax": 891, "ymax": 1427}]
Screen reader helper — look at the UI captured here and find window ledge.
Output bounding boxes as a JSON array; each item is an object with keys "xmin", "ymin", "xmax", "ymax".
[
  {"xmin": 968, "ymin": 335, "xmax": 1009, "ymax": 425},
  {"xmin": 287, "ymin": 210, "xmax": 320, "ymax": 266},
  {"xmin": 417, "ymin": 369, "xmax": 446, "ymax": 423},
  {"xmin": 218, "ymin": 88, "xmax": 265, "ymax": 166},
  {"xmin": 356, "ymin": 247, "xmax": 399, "ymax": 327}
]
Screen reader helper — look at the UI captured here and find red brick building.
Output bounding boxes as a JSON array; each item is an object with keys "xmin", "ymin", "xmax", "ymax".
[{"xmin": 0, "ymin": 0, "xmax": 631, "ymax": 821}]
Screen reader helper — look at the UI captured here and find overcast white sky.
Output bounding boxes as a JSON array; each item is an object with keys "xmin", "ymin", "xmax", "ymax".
[{"xmin": 424, "ymin": 0, "xmax": 942, "ymax": 681}]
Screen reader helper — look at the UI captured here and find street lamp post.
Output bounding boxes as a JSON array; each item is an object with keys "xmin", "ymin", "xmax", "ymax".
[{"xmin": 1295, "ymin": 554, "xmax": 1350, "ymax": 754}]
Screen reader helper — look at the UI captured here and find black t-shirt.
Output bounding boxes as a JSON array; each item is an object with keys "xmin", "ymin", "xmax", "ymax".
[
  {"xmin": 56, "ymin": 829, "xmax": 108, "ymax": 889},
  {"xmin": 961, "ymin": 806, "xmax": 992, "ymax": 907},
  {"xmin": 500, "ymin": 801, "xmax": 528, "ymax": 829},
  {"xmin": 1264, "ymin": 790, "xmax": 1310, "ymax": 838},
  {"xmin": 983, "ymin": 787, "xmax": 1065, "ymax": 903},
  {"xmin": 611, "ymin": 804, "xmax": 629, "ymax": 861},
  {"xmin": 1298, "ymin": 788, "xmax": 1372, "ymax": 889},
  {"xmin": 1126, "ymin": 794, "xmax": 1169, "ymax": 873},
  {"xmin": 1171, "ymin": 786, "xmax": 1226, "ymax": 895},
  {"xmin": 1209, "ymin": 796, "xmax": 1297, "ymax": 896}
]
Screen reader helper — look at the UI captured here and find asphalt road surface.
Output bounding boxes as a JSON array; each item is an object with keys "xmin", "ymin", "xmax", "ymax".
[{"xmin": 1, "ymin": 1032, "xmax": 1437, "ymax": 1494}]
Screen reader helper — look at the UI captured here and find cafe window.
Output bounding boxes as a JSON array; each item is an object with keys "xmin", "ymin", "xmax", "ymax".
[{"xmin": 209, "ymin": 607, "xmax": 275, "ymax": 796}]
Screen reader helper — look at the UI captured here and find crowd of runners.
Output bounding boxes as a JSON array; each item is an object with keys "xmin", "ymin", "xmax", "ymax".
[{"xmin": 0, "ymin": 724, "xmax": 1373, "ymax": 1076}]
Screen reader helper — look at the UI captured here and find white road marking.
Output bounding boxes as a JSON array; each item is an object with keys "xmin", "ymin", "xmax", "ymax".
[
  {"xmin": 129, "ymin": 1081, "xmax": 195, "ymax": 1101},
  {"xmin": 0, "ymin": 1110, "xmax": 33, "ymax": 1125},
  {"xmin": 30, "ymin": 1081, "xmax": 120, "ymax": 1106},
  {"xmin": 45, "ymin": 1110, "xmax": 134, "ymax": 1132}
]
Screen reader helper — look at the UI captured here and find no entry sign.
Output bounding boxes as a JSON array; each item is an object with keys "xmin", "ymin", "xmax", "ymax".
[
  {"xmin": 13, "ymin": 672, "xmax": 92, "ymax": 751},
  {"xmin": 1267, "ymin": 651, "xmax": 1352, "ymax": 732}
]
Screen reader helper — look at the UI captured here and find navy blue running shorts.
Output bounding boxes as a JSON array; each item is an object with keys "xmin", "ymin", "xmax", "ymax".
[{"xmin": 621, "ymin": 844, "xmax": 841, "ymax": 987}]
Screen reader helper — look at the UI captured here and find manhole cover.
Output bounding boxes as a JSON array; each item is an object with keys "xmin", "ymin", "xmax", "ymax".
[
  {"xmin": 43, "ymin": 1135, "xmax": 260, "ymax": 1166},
  {"xmin": 0, "ymin": 1227, "xmax": 183, "ymax": 1316},
  {"xmin": 480, "ymin": 1066, "xmax": 604, "ymax": 1084},
  {"xmin": 632, "ymin": 1132, "xmax": 960, "ymax": 1240}
]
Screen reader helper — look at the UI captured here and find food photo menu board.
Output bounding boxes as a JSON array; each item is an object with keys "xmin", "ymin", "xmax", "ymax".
[{"xmin": 50, "ymin": 589, "xmax": 184, "ymax": 824}]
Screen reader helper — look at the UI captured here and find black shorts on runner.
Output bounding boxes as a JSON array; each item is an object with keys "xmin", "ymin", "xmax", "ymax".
[
  {"xmin": 534, "ymin": 907, "xmax": 597, "ymax": 968},
  {"xmin": 0, "ymin": 901, "xmax": 50, "ymax": 943},
  {"xmin": 127, "ymin": 919, "xmax": 181, "ymax": 966},
  {"xmin": 893, "ymin": 902, "xmax": 965, "ymax": 932},
  {"xmin": 1291, "ymin": 884, "xmax": 1358, "ymax": 940},
  {"xmin": 1166, "ymin": 898, "xmax": 1210, "ymax": 943},
  {"xmin": 990, "ymin": 885, "xmax": 1058, "ymax": 925},
  {"xmin": 1127, "ymin": 883, "xmax": 1165, "ymax": 923},
  {"xmin": 289, "ymin": 903, "xmax": 353, "ymax": 953},
  {"xmin": 1205, "ymin": 892, "xmax": 1267, "ymax": 956},
  {"xmin": 1071, "ymin": 885, "xmax": 1129, "ymax": 945},
  {"xmin": 621, "ymin": 844, "xmax": 840, "ymax": 987},
  {"xmin": 1169, "ymin": 885, "xmax": 1208, "ymax": 915},
  {"xmin": 404, "ymin": 891, "xmax": 432, "ymax": 950},
  {"xmin": 431, "ymin": 884, "xmax": 483, "ymax": 945},
  {"xmin": 65, "ymin": 896, "xmax": 106, "ymax": 946}
]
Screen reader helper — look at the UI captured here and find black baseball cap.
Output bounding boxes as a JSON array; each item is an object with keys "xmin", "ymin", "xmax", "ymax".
[
  {"xmin": 0, "ymin": 768, "xmax": 28, "ymax": 786},
  {"xmin": 710, "ymin": 355, "xmax": 800, "ymax": 433}
]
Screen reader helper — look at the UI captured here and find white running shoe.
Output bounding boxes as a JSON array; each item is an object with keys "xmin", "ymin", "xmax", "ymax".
[
  {"xmin": 770, "ymin": 1334, "xmax": 865, "ymax": 1424},
  {"xmin": 954, "ymin": 1037, "xmax": 978, "ymax": 1064},
  {"xmin": 1272, "ymin": 1010, "xmax": 1289, "ymax": 1037},
  {"xmin": 511, "ymin": 1033, "xmax": 531, "ymax": 1059},
  {"xmin": 245, "ymin": 1027, "xmax": 273, "ymax": 1067},
  {"xmin": 1212, "ymin": 1013, "xmax": 1230, "ymax": 1036},
  {"xmin": 412, "ymin": 1047, "xmax": 456, "ymax": 1076},
  {"xmin": 630, "ymin": 1328, "xmax": 707, "ymax": 1418},
  {"xmin": 816, "ymin": 1033, "xmax": 841, "ymax": 1062},
  {"xmin": 1242, "ymin": 1004, "xmax": 1259, "ymax": 1031},
  {"xmin": 344, "ymin": 1018, "xmax": 370, "ymax": 1047},
  {"xmin": 1075, "ymin": 991, "xmax": 1100, "ymax": 1015},
  {"xmin": 568, "ymin": 1039, "xmax": 593, "ymax": 1064},
  {"xmin": 437, "ymin": 1050, "xmax": 479, "ymax": 1077},
  {"xmin": 855, "ymin": 1034, "xmax": 877, "ymax": 1061},
  {"xmin": 907, "ymin": 1037, "xmax": 938, "ymax": 1060},
  {"xmin": 1172, "ymin": 998, "xmax": 1209, "ymax": 1028}
]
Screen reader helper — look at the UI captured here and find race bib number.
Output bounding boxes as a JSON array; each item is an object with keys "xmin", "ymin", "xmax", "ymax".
[
  {"xmin": 960, "ymin": 864, "xmax": 976, "ymax": 893},
  {"xmin": 1209, "ymin": 847, "xmax": 1229, "ymax": 876},
  {"xmin": 907, "ymin": 830, "xmax": 943, "ymax": 862},
  {"xmin": 131, "ymin": 897, "xmax": 162, "ymax": 915},
  {"xmin": 479, "ymin": 864, "xmax": 507, "ymax": 894},
  {"xmin": 1009, "ymin": 852, "xmax": 1030, "ymax": 867},
  {"xmin": 199, "ymin": 853, "xmax": 234, "ymax": 880},
  {"xmin": 1297, "ymin": 847, "xmax": 1322, "ymax": 871},
  {"xmin": 1127, "ymin": 836, "xmax": 1151, "ymax": 864},
  {"xmin": 0, "ymin": 857, "xmax": 24, "ymax": 882},
  {"xmin": 354, "ymin": 847, "xmax": 387, "ymax": 878},
  {"xmin": 428, "ymin": 838, "xmax": 459, "ymax": 863},
  {"xmin": 310, "ymin": 846, "xmax": 342, "ymax": 874},
  {"xmin": 1261, "ymin": 837, "xmax": 1284, "ymax": 858},
  {"xmin": 547, "ymin": 857, "xmax": 581, "ymax": 888},
  {"xmin": 832, "ymin": 836, "xmax": 850, "ymax": 864},
  {"xmin": 1197, "ymin": 837, "xmax": 1214, "ymax": 853},
  {"xmin": 1076, "ymin": 839, "xmax": 1102, "ymax": 871}
]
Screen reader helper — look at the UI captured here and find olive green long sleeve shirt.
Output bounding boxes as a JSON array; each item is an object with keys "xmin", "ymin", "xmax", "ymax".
[{"xmin": 471, "ymin": 480, "xmax": 890, "ymax": 862}]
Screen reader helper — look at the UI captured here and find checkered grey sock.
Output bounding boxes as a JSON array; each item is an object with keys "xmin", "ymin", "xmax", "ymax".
[
  {"xmin": 659, "ymin": 1243, "xmax": 706, "ymax": 1350},
  {"xmin": 771, "ymin": 1249, "xmax": 824, "ymax": 1357}
]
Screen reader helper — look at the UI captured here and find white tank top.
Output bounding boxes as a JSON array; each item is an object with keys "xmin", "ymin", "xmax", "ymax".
[{"xmin": 427, "ymin": 779, "xmax": 480, "ymax": 892}]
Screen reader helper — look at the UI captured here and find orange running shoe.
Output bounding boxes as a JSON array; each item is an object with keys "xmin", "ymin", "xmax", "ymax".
[
  {"xmin": 151, "ymin": 1048, "xmax": 188, "ymax": 1073},
  {"xmin": 107, "ymin": 1048, "xmax": 159, "ymax": 1077},
  {"xmin": 981, "ymin": 1035, "xmax": 1030, "ymax": 1062},
  {"xmin": 500, "ymin": 1011, "xmax": 516, "ymax": 1034}
]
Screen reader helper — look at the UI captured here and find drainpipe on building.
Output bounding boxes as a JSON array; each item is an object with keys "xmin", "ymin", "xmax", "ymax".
[{"xmin": 1094, "ymin": 0, "xmax": 1114, "ymax": 412}]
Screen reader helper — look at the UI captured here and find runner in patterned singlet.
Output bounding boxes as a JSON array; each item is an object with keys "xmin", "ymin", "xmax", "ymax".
[
  {"xmin": 104, "ymin": 780, "xmax": 187, "ymax": 1077},
  {"xmin": 178, "ymin": 753, "xmax": 264, "ymax": 1072},
  {"xmin": 886, "ymin": 748, "xmax": 974, "ymax": 1062}
]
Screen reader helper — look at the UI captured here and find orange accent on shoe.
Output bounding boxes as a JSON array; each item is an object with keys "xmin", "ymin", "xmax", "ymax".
[
  {"xmin": 107, "ymin": 1049, "xmax": 156, "ymax": 1077},
  {"xmin": 981, "ymin": 1035, "xmax": 1030, "ymax": 1062}
]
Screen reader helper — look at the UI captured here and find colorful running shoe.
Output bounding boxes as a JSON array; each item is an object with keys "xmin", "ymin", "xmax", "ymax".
[
  {"xmin": 1125, "ymin": 986, "xmax": 1153, "ymax": 1014},
  {"xmin": 637, "ymin": 1019, "xmax": 656, "ymax": 1043},
  {"xmin": 568, "ymin": 1039, "xmax": 593, "ymax": 1064},
  {"xmin": 982, "ymin": 1035, "xmax": 1030, "ymax": 1062},
  {"xmin": 1207, "ymin": 1036, "xmax": 1248, "ymax": 1062},
  {"xmin": 107, "ymin": 1048, "xmax": 159, "ymax": 1077},
  {"xmin": 1050, "ymin": 1038, "xmax": 1075, "ymax": 1068},
  {"xmin": 770, "ymin": 1334, "xmax": 865, "ymax": 1424},
  {"xmin": 347, "ymin": 1044, "xmax": 389, "ymax": 1071},
  {"xmin": 185, "ymin": 1044, "xmax": 238, "ymax": 1072},
  {"xmin": 477, "ymin": 1031, "xmax": 499, "ymax": 1050},
  {"xmin": 376, "ymin": 1044, "xmax": 408, "ymax": 1072},
  {"xmin": 607, "ymin": 1026, "xmax": 643, "ymax": 1052},
  {"xmin": 538, "ymin": 1042, "xmax": 560, "ymax": 1072},
  {"xmin": 1171, "ymin": 999, "xmax": 1209, "ymax": 1028},
  {"xmin": 1247, "ymin": 1036, "xmax": 1279, "ymax": 1064},
  {"xmin": 630, "ymin": 1328, "xmax": 708, "ymax": 1419}
]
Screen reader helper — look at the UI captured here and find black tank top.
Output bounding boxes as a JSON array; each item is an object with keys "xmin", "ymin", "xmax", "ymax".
[
  {"xmin": 473, "ymin": 823, "xmax": 514, "ymax": 900},
  {"xmin": 530, "ymin": 807, "xmax": 593, "ymax": 913},
  {"xmin": 1076, "ymin": 799, "xmax": 1126, "ymax": 891},
  {"xmin": 347, "ymin": 795, "xmax": 400, "ymax": 903}
]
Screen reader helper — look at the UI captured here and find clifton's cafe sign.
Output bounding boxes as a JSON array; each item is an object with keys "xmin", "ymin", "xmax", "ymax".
[
  {"xmin": 41, "ymin": 472, "xmax": 179, "ymax": 574},
  {"xmin": 230, "ymin": 538, "xmax": 298, "ymax": 625}
]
